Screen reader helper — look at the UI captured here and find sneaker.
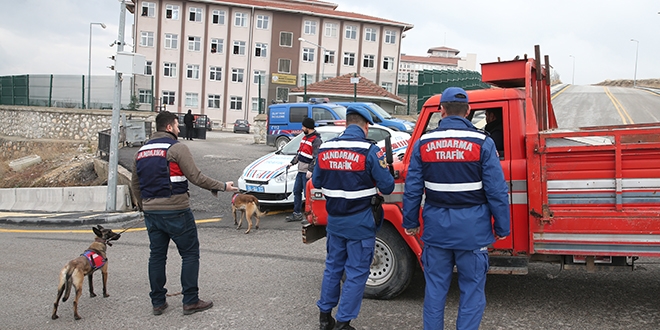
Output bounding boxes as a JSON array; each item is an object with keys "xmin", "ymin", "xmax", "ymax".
[
  {"xmin": 285, "ymin": 213, "xmax": 303, "ymax": 222},
  {"xmin": 152, "ymin": 302, "xmax": 168, "ymax": 316},
  {"xmin": 183, "ymin": 299, "xmax": 213, "ymax": 315},
  {"xmin": 301, "ymin": 218, "xmax": 308, "ymax": 225}
]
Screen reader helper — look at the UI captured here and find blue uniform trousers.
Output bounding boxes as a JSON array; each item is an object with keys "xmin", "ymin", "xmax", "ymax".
[
  {"xmin": 317, "ymin": 232, "xmax": 375, "ymax": 322},
  {"xmin": 293, "ymin": 171, "xmax": 307, "ymax": 214},
  {"xmin": 422, "ymin": 245, "xmax": 489, "ymax": 330},
  {"xmin": 144, "ymin": 209, "xmax": 200, "ymax": 307}
]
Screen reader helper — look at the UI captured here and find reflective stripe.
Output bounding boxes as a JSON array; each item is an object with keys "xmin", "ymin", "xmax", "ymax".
[
  {"xmin": 421, "ymin": 130, "xmax": 486, "ymax": 141},
  {"xmin": 302, "ymin": 140, "xmax": 313, "ymax": 146},
  {"xmin": 138, "ymin": 143, "xmax": 172, "ymax": 151},
  {"xmin": 299, "ymin": 151, "xmax": 313, "ymax": 158},
  {"xmin": 320, "ymin": 141, "xmax": 371, "ymax": 150},
  {"xmin": 321, "ymin": 187, "xmax": 377, "ymax": 199},
  {"xmin": 170, "ymin": 176, "xmax": 187, "ymax": 182},
  {"xmin": 424, "ymin": 181, "xmax": 483, "ymax": 192}
]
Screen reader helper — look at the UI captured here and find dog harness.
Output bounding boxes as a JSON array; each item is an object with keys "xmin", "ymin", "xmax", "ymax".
[{"xmin": 81, "ymin": 250, "xmax": 107, "ymax": 270}]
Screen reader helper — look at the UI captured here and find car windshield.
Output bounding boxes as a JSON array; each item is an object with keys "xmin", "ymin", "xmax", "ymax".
[
  {"xmin": 331, "ymin": 106, "xmax": 347, "ymax": 119},
  {"xmin": 367, "ymin": 103, "xmax": 393, "ymax": 119},
  {"xmin": 280, "ymin": 130, "xmax": 342, "ymax": 155}
]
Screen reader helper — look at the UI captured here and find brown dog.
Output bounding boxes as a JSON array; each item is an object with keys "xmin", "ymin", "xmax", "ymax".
[
  {"xmin": 232, "ymin": 193, "xmax": 266, "ymax": 234},
  {"xmin": 51, "ymin": 225, "xmax": 121, "ymax": 320}
]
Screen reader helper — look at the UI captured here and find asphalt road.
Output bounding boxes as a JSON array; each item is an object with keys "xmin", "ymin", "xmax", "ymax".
[{"xmin": 2, "ymin": 113, "xmax": 660, "ymax": 329}]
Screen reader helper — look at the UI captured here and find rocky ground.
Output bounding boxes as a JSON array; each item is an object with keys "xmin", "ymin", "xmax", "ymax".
[{"xmin": 594, "ymin": 78, "xmax": 660, "ymax": 88}]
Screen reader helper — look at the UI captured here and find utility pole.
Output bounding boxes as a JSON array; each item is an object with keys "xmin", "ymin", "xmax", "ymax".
[{"xmin": 106, "ymin": 0, "xmax": 126, "ymax": 211}]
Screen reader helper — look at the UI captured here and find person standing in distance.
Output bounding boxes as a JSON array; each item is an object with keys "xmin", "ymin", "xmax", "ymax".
[
  {"xmin": 285, "ymin": 117, "xmax": 322, "ymax": 224},
  {"xmin": 131, "ymin": 111, "xmax": 238, "ymax": 316},
  {"xmin": 184, "ymin": 109, "xmax": 194, "ymax": 141},
  {"xmin": 402, "ymin": 87, "xmax": 510, "ymax": 330},
  {"xmin": 312, "ymin": 106, "xmax": 395, "ymax": 330}
]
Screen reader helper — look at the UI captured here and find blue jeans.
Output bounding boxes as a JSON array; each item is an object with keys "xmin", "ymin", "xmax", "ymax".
[
  {"xmin": 144, "ymin": 209, "xmax": 200, "ymax": 307},
  {"xmin": 293, "ymin": 171, "xmax": 307, "ymax": 214}
]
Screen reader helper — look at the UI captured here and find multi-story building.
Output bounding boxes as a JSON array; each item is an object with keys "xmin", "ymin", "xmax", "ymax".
[
  {"xmin": 398, "ymin": 46, "xmax": 477, "ymax": 85},
  {"xmin": 130, "ymin": 0, "xmax": 412, "ymax": 128}
]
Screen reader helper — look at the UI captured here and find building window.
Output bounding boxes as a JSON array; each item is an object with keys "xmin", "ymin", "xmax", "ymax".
[
  {"xmin": 186, "ymin": 64, "xmax": 200, "ymax": 79},
  {"xmin": 253, "ymin": 70, "xmax": 266, "ymax": 84},
  {"xmin": 255, "ymin": 43, "xmax": 268, "ymax": 57},
  {"xmin": 138, "ymin": 89, "xmax": 152, "ymax": 103},
  {"xmin": 185, "ymin": 92, "xmax": 199, "ymax": 107},
  {"xmin": 383, "ymin": 56, "xmax": 395, "ymax": 70},
  {"xmin": 363, "ymin": 54, "xmax": 375, "ymax": 68},
  {"xmin": 163, "ymin": 62, "xmax": 177, "ymax": 77},
  {"xmin": 189, "ymin": 7, "xmax": 202, "ymax": 22},
  {"xmin": 141, "ymin": 2, "xmax": 155, "ymax": 17},
  {"xmin": 324, "ymin": 51, "xmax": 335, "ymax": 64},
  {"xmin": 209, "ymin": 66, "xmax": 222, "ymax": 81},
  {"xmin": 381, "ymin": 82, "xmax": 393, "ymax": 93},
  {"xmin": 278, "ymin": 59, "xmax": 291, "ymax": 73},
  {"xmin": 302, "ymin": 48, "xmax": 315, "ymax": 62},
  {"xmin": 234, "ymin": 12, "xmax": 247, "ymax": 27},
  {"xmin": 256, "ymin": 15, "xmax": 269, "ymax": 29},
  {"xmin": 165, "ymin": 4, "xmax": 179, "ymax": 19},
  {"xmin": 162, "ymin": 91, "xmax": 175, "ymax": 105},
  {"xmin": 208, "ymin": 94, "xmax": 221, "ymax": 108},
  {"xmin": 144, "ymin": 61, "xmax": 153, "ymax": 75},
  {"xmin": 345, "ymin": 26, "xmax": 357, "ymax": 40},
  {"xmin": 343, "ymin": 52, "xmax": 355, "ymax": 66},
  {"xmin": 251, "ymin": 97, "xmax": 260, "ymax": 112},
  {"xmin": 233, "ymin": 41, "xmax": 246, "ymax": 55},
  {"xmin": 212, "ymin": 10, "xmax": 225, "ymax": 24},
  {"xmin": 140, "ymin": 31, "xmax": 154, "ymax": 47},
  {"xmin": 164, "ymin": 33, "xmax": 178, "ymax": 49},
  {"xmin": 230, "ymin": 96, "xmax": 243, "ymax": 110},
  {"xmin": 385, "ymin": 30, "xmax": 396, "ymax": 44},
  {"xmin": 231, "ymin": 68, "xmax": 244, "ymax": 82},
  {"xmin": 325, "ymin": 23, "xmax": 337, "ymax": 37},
  {"xmin": 304, "ymin": 20, "xmax": 317, "ymax": 35},
  {"xmin": 276, "ymin": 87, "xmax": 289, "ymax": 102},
  {"xmin": 188, "ymin": 36, "xmax": 201, "ymax": 51},
  {"xmin": 365, "ymin": 28, "xmax": 376, "ymax": 42},
  {"xmin": 280, "ymin": 32, "xmax": 293, "ymax": 47},
  {"xmin": 210, "ymin": 39, "xmax": 223, "ymax": 54}
]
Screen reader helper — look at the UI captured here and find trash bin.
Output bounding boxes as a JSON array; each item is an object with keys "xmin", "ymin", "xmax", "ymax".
[{"xmin": 125, "ymin": 119, "xmax": 147, "ymax": 147}]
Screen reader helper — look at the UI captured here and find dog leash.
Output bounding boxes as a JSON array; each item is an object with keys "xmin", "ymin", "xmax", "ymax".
[{"xmin": 115, "ymin": 215, "xmax": 145, "ymax": 236}]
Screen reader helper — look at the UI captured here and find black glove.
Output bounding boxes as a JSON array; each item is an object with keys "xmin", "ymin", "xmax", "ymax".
[{"xmin": 371, "ymin": 195, "xmax": 385, "ymax": 228}]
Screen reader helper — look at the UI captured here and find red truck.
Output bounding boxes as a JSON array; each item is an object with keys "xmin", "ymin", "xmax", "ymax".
[{"xmin": 303, "ymin": 46, "xmax": 660, "ymax": 300}]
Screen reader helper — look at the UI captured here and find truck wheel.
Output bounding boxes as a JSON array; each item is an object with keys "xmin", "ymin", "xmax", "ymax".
[
  {"xmin": 364, "ymin": 222, "xmax": 416, "ymax": 300},
  {"xmin": 275, "ymin": 136, "xmax": 290, "ymax": 149}
]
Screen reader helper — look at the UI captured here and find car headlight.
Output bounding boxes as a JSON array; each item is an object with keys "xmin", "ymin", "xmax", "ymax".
[
  {"xmin": 404, "ymin": 124, "xmax": 412, "ymax": 131},
  {"xmin": 273, "ymin": 170, "xmax": 297, "ymax": 183}
]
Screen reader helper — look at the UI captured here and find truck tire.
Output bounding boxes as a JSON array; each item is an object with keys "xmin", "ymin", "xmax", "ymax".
[
  {"xmin": 275, "ymin": 136, "xmax": 290, "ymax": 149},
  {"xmin": 364, "ymin": 222, "xmax": 416, "ymax": 300}
]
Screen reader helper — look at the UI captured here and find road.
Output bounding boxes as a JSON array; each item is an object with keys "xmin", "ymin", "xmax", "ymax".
[{"xmin": 2, "ymin": 99, "xmax": 660, "ymax": 329}]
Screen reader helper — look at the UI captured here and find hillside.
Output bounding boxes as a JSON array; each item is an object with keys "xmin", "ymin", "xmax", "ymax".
[{"xmin": 594, "ymin": 79, "xmax": 660, "ymax": 88}]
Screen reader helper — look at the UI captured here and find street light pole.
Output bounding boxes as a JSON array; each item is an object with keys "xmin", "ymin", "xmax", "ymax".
[
  {"xmin": 568, "ymin": 55, "xmax": 575, "ymax": 85},
  {"xmin": 630, "ymin": 39, "xmax": 639, "ymax": 88},
  {"xmin": 298, "ymin": 37, "xmax": 327, "ymax": 81},
  {"xmin": 88, "ymin": 22, "xmax": 106, "ymax": 109}
]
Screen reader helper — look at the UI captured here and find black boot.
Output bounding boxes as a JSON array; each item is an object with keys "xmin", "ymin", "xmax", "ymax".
[
  {"xmin": 319, "ymin": 312, "xmax": 335, "ymax": 330},
  {"xmin": 333, "ymin": 321, "xmax": 355, "ymax": 330}
]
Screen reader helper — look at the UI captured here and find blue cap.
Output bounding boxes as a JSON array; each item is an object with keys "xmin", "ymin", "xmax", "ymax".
[
  {"xmin": 346, "ymin": 105, "xmax": 374, "ymax": 125},
  {"xmin": 440, "ymin": 87, "xmax": 469, "ymax": 103}
]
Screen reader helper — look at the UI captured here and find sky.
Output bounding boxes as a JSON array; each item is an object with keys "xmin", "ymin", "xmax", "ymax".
[{"xmin": 0, "ymin": 0, "xmax": 658, "ymax": 86}]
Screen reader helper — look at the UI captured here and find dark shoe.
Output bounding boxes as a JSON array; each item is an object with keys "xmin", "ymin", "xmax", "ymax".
[
  {"xmin": 152, "ymin": 302, "xmax": 168, "ymax": 315},
  {"xmin": 301, "ymin": 218, "xmax": 309, "ymax": 225},
  {"xmin": 285, "ymin": 213, "xmax": 303, "ymax": 222},
  {"xmin": 183, "ymin": 299, "xmax": 213, "ymax": 315},
  {"xmin": 319, "ymin": 311, "xmax": 335, "ymax": 330},
  {"xmin": 333, "ymin": 321, "xmax": 355, "ymax": 330}
]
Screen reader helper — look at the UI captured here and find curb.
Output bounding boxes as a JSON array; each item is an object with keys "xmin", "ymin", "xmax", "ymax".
[{"xmin": 0, "ymin": 211, "xmax": 142, "ymax": 226}]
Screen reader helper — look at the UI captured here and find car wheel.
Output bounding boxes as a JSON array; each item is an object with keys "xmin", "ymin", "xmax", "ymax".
[
  {"xmin": 363, "ymin": 222, "xmax": 416, "ymax": 300},
  {"xmin": 275, "ymin": 136, "xmax": 290, "ymax": 149}
]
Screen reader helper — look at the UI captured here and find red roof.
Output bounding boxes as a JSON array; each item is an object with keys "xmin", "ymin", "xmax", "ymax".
[
  {"xmin": 290, "ymin": 73, "xmax": 406, "ymax": 104},
  {"xmin": 401, "ymin": 55, "xmax": 459, "ymax": 66},
  {"xmin": 209, "ymin": 0, "xmax": 413, "ymax": 30}
]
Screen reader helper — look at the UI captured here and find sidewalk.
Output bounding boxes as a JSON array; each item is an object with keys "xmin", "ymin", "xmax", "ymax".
[{"xmin": 0, "ymin": 210, "xmax": 142, "ymax": 226}]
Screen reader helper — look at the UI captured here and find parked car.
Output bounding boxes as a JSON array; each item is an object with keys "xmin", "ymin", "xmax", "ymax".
[
  {"xmin": 238, "ymin": 124, "xmax": 410, "ymax": 204},
  {"xmin": 233, "ymin": 119, "xmax": 250, "ymax": 133},
  {"xmin": 336, "ymin": 102, "xmax": 415, "ymax": 133}
]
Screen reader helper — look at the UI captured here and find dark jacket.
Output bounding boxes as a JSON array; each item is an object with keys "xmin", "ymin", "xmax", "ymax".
[
  {"xmin": 485, "ymin": 119, "xmax": 504, "ymax": 156},
  {"xmin": 184, "ymin": 113, "xmax": 194, "ymax": 127}
]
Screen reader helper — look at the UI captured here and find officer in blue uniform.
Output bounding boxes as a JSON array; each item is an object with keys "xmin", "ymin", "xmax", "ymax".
[
  {"xmin": 402, "ymin": 87, "xmax": 510, "ymax": 330},
  {"xmin": 313, "ymin": 106, "xmax": 395, "ymax": 330}
]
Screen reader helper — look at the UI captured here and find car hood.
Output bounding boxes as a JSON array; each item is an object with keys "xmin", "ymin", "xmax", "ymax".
[
  {"xmin": 376, "ymin": 132, "xmax": 410, "ymax": 156},
  {"xmin": 242, "ymin": 152, "xmax": 293, "ymax": 181},
  {"xmin": 388, "ymin": 117, "xmax": 415, "ymax": 126}
]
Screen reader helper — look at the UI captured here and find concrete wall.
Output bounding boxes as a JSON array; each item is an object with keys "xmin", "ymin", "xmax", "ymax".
[{"xmin": 0, "ymin": 185, "xmax": 131, "ymax": 212}]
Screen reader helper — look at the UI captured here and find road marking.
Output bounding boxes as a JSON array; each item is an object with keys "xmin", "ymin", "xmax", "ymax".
[
  {"xmin": 0, "ymin": 218, "xmax": 222, "ymax": 233},
  {"xmin": 604, "ymin": 87, "xmax": 634, "ymax": 124},
  {"xmin": 551, "ymin": 85, "xmax": 571, "ymax": 100}
]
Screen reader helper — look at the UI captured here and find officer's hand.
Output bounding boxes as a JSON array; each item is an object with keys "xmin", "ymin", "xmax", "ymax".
[
  {"xmin": 495, "ymin": 235, "xmax": 507, "ymax": 241},
  {"xmin": 211, "ymin": 189, "xmax": 218, "ymax": 197},
  {"xmin": 306, "ymin": 171, "xmax": 312, "ymax": 179},
  {"xmin": 404, "ymin": 227, "xmax": 419, "ymax": 236},
  {"xmin": 286, "ymin": 163, "xmax": 292, "ymax": 170},
  {"xmin": 225, "ymin": 181, "xmax": 239, "ymax": 192}
]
